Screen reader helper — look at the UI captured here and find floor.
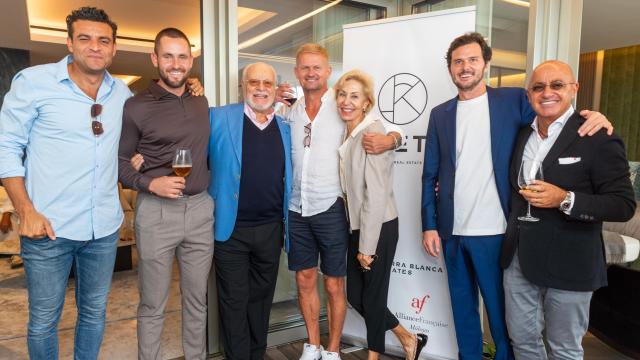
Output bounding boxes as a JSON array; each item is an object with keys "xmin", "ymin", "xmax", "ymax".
[
  {"xmin": 266, "ymin": 333, "xmax": 635, "ymax": 360},
  {"xmin": 0, "ymin": 248, "xmax": 634, "ymax": 360},
  {"xmin": 265, "ymin": 337, "xmax": 400, "ymax": 360}
]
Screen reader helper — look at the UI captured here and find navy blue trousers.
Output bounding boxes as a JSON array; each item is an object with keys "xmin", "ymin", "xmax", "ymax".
[{"xmin": 443, "ymin": 234, "xmax": 514, "ymax": 360}]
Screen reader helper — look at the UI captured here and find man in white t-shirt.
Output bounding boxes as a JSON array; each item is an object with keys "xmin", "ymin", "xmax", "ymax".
[
  {"xmin": 421, "ymin": 32, "xmax": 612, "ymax": 360},
  {"xmin": 277, "ymin": 43, "xmax": 403, "ymax": 360}
]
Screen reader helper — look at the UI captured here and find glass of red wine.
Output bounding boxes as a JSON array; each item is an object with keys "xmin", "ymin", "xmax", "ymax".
[{"xmin": 284, "ymin": 84, "xmax": 299, "ymax": 106}]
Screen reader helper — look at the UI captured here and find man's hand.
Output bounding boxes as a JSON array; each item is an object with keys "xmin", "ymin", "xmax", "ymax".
[
  {"xmin": 0, "ymin": 212, "xmax": 12, "ymax": 233},
  {"xmin": 357, "ymin": 252, "xmax": 374, "ymax": 271},
  {"xmin": 186, "ymin": 78, "xmax": 204, "ymax": 96},
  {"xmin": 362, "ymin": 133, "xmax": 396, "ymax": 154},
  {"xmin": 149, "ymin": 176, "xmax": 186, "ymax": 198},
  {"xmin": 18, "ymin": 207, "xmax": 55, "ymax": 240},
  {"xmin": 131, "ymin": 153, "xmax": 144, "ymax": 172},
  {"xmin": 2, "ymin": 177, "xmax": 55, "ymax": 240},
  {"xmin": 519, "ymin": 180, "xmax": 567, "ymax": 208},
  {"xmin": 422, "ymin": 230, "xmax": 441, "ymax": 257},
  {"xmin": 275, "ymin": 83, "xmax": 295, "ymax": 106},
  {"xmin": 578, "ymin": 110, "xmax": 613, "ymax": 136}
]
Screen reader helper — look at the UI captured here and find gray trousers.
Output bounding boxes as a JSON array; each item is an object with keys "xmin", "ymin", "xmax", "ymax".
[
  {"xmin": 135, "ymin": 191, "xmax": 214, "ymax": 360},
  {"xmin": 504, "ymin": 254, "xmax": 593, "ymax": 360}
]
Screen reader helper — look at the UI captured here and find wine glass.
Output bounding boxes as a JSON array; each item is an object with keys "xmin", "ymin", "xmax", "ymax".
[
  {"xmin": 517, "ymin": 159, "xmax": 543, "ymax": 222},
  {"xmin": 173, "ymin": 149, "xmax": 192, "ymax": 198},
  {"xmin": 283, "ymin": 83, "xmax": 299, "ymax": 106}
]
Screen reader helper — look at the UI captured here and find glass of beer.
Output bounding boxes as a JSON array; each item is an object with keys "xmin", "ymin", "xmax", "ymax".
[{"xmin": 173, "ymin": 148, "xmax": 192, "ymax": 198}]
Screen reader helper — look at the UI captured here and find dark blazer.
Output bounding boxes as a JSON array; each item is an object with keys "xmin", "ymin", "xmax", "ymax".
[
  {"xmin": 421, "ymin": 86, "xmax": 535, "ymax": 238},
  {"xmin": 501, "ymin": 111, "xmax": 636, "ymax": 291}
]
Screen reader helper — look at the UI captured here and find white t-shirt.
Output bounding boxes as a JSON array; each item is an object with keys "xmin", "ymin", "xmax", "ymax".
[{"xmin": 453, "ymin": 93, "xmax": 507, "ymax": 236}]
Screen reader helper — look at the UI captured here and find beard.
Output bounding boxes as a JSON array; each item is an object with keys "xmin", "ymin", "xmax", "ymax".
[
  {"xmin": 246, "ymin": 94, "xmax": 274, "ymax": 112},
  {"xmin": 158, "ymin": 68, "xmax": 189, "ymax": 89},
  {"xmin": 452, "ymin": 71, "xmax": 483, "ymax": 92}
]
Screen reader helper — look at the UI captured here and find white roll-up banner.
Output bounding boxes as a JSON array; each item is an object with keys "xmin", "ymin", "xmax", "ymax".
[{"xmin": 342, "ymin": 7, "xmax": 476, "ymax": 359}]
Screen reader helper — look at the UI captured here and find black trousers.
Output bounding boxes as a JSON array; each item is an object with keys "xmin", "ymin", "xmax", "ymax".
[
  {"xmin": 215, "ymin": 221, "xmax": 283, "ymax": 360},
  {"xmin": 346, "ymin": 218, "xmax": 400, "ymax": 353}
]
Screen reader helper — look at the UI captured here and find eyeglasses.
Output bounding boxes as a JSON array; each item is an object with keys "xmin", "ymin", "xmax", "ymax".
[
  {"xmin": 303, "ymin": 123, "xmax": 312, "ymax": 148},
  {"xmin": 529, "ymin": 81, "xmax": 577, "ymax": 93},
  {"xmin": 245, "ymin": 79, "xmax": 275, "ymax": 89},
  {"xmin": 91, "ymin": 103, "xmax": 104, "ymax": 136}
]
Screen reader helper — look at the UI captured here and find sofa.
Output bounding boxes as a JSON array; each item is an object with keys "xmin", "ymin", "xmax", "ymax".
[{"xmin": 0, "ymin": 185, "xmax": 137, "ymax": 270}]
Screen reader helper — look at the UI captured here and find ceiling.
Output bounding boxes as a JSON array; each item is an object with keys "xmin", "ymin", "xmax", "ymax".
[
  {"xmin": 0, "ymin": 0, "xmax": 638, "ymax": 92},
  {"xmin": 25, "ymin": 0, "xmax": 201, "ymax": 51},
  {"xmin": 581, "ymin": 0, "xmax": 640, "ymax": 53}
]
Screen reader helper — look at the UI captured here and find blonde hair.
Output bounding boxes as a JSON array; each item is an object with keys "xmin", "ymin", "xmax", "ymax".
[
  {"xmin": 334, "ymin": 69, "xmax": 376, "ymax": 114},
  {"xmin": 295, "ymin": 43, "xmax": 329, "ymax": 61}
]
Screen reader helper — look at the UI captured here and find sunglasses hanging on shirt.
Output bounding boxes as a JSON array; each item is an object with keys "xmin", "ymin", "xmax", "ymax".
[{"xmin": 91, "ymin": 103, "xmax": 104, "ymax": 136}]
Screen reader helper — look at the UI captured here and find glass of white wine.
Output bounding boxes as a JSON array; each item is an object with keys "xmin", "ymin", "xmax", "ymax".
[
  {"xmin": 517, "ymin": 159, "xmax": 543, "ymax": 222},
  {"xmin": 173, "ymin": 148, "xmax": 192, "ymax": 198}
]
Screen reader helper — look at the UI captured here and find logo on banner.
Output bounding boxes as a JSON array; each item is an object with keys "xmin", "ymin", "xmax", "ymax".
[
  {"xmin": 378, "ymin": 73, "xmax": 428, "ymax": 125},
  {"xmin": 411, "ymin": 294, "xmax": 431, "ymax": 314}
]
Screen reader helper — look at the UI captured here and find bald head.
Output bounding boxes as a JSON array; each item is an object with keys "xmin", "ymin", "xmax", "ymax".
[
  {"xmin": 242, "ymin": 62, "xmax": 277, "ymax": 113},
  {"xmin": 527, "ymin": 60, "xmax": 579, "ymax": 125},
  {"xmin": 530, "ymin": 60, "xmax": 576, "ymax": 86}
]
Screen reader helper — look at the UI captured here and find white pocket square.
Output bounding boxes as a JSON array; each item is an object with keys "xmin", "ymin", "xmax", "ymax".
[{"xmin": 559, "ymin": 157, "xmax": 581, "ymax": 165}]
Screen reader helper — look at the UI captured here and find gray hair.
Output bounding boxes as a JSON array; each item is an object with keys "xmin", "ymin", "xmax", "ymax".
[{"xmin": 241, "ymin": 62, "xmax": 277, "ymax": 83}]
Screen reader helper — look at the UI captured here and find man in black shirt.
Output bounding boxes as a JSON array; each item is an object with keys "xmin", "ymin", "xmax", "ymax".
[{"xmin": 118, "ymin": 28, "xmax": 213, "ymax": 360}]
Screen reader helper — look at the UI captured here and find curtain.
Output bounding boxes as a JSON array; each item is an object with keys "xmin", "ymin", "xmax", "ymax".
[
  {"xmin": 577, "ymin": 51, "xmax": 597, "ymax": 112},
  {"xmin": 600, "ymin": 45, "xmax": 640, "ymax": 161}
]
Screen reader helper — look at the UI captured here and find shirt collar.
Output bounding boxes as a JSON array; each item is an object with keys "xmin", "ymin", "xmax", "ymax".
[
  {"xmin": 147, "ymin": 80, "xmax": 188, "ymax": 100},
  {"xmin": 56, "ymin": 55, "xmax": 115, "ymax": 87},
  {"xmin": 322, "ymin": 88, "xmax": 335, "ymax": 102},
  {"xmin": 299, "ymin": 87, "xmax": 334, "ymax": 108},
  {"xmin": 531, "ymin": 105, "xmax": 574, "ymax": 137},
  {"xmin": 55, "ymin": 56, "xmax": 72, "ymax": 83},
  {"xmin": 347, "ymin": 114, "xmax": 376, "ymax": 139}
]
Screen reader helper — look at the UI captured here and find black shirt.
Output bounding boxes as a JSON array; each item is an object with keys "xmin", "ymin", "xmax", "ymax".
[{"xmin": 118, "ymin": 81, "xmax": 210, "ymax": 194}]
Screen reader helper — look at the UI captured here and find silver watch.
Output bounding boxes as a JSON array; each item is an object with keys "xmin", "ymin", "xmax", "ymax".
[{"xmin": 559, "ymin": 191, "xmax": 573, "ymax": 212}]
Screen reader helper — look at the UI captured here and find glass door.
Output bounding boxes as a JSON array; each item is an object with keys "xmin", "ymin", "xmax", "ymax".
[{"xmin": 236, "ymin": 0, "xmax": 386, "ymax": 344}]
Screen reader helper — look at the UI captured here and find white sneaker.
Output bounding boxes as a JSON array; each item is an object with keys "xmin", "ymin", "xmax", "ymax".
[
  {"xmin": 321, "ymin": 349, "xmax": 341, "ymax": 360},
  {"xmin": 300, "ymin": 343, "xmax": 322, "ymax": 360}
]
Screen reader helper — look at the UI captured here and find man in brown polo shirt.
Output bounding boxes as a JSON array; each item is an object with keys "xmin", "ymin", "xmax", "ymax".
[{"xmin": 118, "ymin": 28, "xmax": 213, "ymax": 360}]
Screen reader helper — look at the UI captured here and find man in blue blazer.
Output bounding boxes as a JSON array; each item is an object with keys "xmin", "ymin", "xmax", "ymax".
[
  {"xmin": 208, "ymin": 62, "xmax": 292, "ymax": 360},
  {"xmin": 421, "ymin": 33, "xmax": 611, "ymax": 360}
]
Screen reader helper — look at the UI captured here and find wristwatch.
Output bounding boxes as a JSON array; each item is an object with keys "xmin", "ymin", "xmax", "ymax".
[{"xmin": 559, "ymin": 191, "xmax": 573, "ymax": 212}]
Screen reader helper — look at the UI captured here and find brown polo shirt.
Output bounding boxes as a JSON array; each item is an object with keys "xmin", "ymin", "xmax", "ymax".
[{"xmin": 118, "ymin": 81, "xmax": 210, "ymax": 195}]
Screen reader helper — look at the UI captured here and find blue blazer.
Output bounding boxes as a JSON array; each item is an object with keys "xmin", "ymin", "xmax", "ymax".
[
  {"xmin": 421, "ymin": 87, "xmax": 535, "ymax": 239},
  {"xmin": 208, "ymin": 103, "xmax": 293, "ymax": 250}
]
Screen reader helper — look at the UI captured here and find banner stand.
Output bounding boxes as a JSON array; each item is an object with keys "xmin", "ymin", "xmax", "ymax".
[{"xmin": 342, "ymin": 7, "xmax": 476, "ymax": 359}]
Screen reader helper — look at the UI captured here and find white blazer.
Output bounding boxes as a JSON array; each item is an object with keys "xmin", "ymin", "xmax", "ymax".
[{"xmin": 338, "ymin": 116, "xmax": 398, "ymax": 255}]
